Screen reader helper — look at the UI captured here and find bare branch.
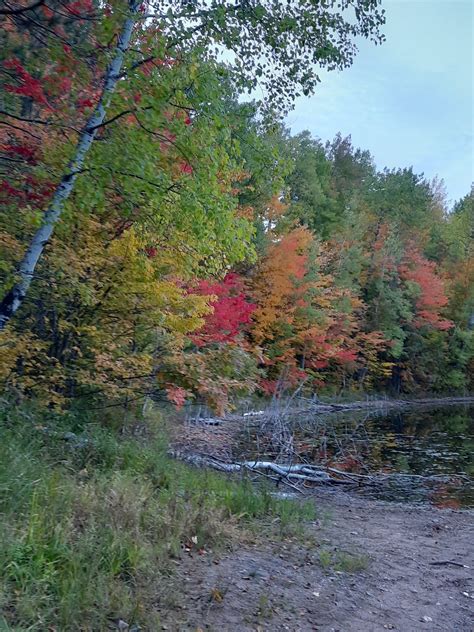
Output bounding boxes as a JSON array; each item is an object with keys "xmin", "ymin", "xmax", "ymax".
[
  {"xmin": 0, "ymin": 0, "xmax": 45, "ymax": 15},
  {"xmin": 0, "ymin": 109, "xmax": 51, "ymax": 126},
  {"xmin": 88, "ymin": 105, "xmax": 152, "ymax": 131}
]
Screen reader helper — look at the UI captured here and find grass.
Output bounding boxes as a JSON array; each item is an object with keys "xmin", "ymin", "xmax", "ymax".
[
  {"xmin": 318, "ymin": 549, "xmax": 332, "ymax": 569},
  {"xmin": 0, "ymin": 401, "xmax": 316, "ymax": 631},
  {"xmin": 255, "ymin": 593, "xmax": 274, "ymax": 621},
  {"xmin": 318, "ymin": 548, "xmax": 369, "ymax": 573},
  {"xmin": 334, "ymin": 552, "xmax": 369, "ymax": 573}
]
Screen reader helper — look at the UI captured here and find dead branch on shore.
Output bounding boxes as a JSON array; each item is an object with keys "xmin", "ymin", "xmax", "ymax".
[
  {"xmin": 170, "ymin": 450, "xmax": 349, "ymax": 486},
  {"xmin": 429, "ymin": 560, "xmax": 470, "ymax": 569},
  {"xmin": 176, "ymin": 391, "xmax": 473, "ymax": 498},
  {"xmin": 238, "ymin": 394, "xmax": 474, "ymax": 423},
  {"xmin": 170, "ymin": 449, "xmax": 471, "ymax": 495}
]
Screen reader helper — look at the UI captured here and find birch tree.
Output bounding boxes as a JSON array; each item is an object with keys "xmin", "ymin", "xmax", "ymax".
[
  {"xmin": 0, "ymin": 0, "xmax": 142, "ymax": 329},
  {"xmin": 0, "ymin": 0, "xmax": 385, "ymax": 329}
]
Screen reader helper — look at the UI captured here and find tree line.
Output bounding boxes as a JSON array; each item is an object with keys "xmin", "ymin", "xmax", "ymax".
[{"xmin": 1, "ymin": 0, "xmax": 472, "ymax": 412}]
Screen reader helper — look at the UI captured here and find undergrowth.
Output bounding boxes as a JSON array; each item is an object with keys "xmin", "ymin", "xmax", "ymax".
[
  {"xmin": 0, "ymin": 401, "xmax": 315, "ymax": 631},
  {"xmin": 319, "ymin": 548, "xmax": 369, "ymax": 573}
]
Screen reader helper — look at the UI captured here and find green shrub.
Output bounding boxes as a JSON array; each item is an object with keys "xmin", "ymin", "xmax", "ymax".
[{"xmin": 0, "ymin": 402, "xmax": 315, "ymax": 630}]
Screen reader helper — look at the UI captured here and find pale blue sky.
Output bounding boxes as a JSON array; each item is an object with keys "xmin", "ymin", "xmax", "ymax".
[{"xmin": 286, "ymin": 0, "xmax": 473, "ymax": 206}]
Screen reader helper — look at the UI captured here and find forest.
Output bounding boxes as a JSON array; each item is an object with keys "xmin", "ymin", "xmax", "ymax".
[
  {"xmin": 0, "ymin": 1, "xmax": 473, "ymax": 630},
  {"xmin": 1, "ymin": 0, "xmax": 472, "ymax": 415}
]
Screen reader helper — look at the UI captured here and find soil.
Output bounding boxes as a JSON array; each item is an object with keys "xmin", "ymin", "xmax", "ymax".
[{"xmin": 158, "ymin": 490, "xmax": 474, "ymax": 632}]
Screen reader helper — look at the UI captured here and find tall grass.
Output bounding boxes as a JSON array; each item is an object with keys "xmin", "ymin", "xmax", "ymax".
[{"xmin": 0, "ymin": 402, "xmax": 315, "ymax": 630}]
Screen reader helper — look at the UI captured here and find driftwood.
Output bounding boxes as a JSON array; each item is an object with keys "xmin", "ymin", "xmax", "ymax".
[
  {"xmin": 175, "ymin": 392, "xmax": 473, "ymax": 494},
  {"xmin": 429, "ymin": 560, "xmax": 470, "ymax": 569},
  {"xmin": 185, "ymin": 396, "xmax": 474, "ymax": 433},
  {"xmin": 187, "ymin": 395, "xmax": 474, "ymax": 428},
  {"xmin": 325, "ymin": 467, "xmax": 470, "ymax": 484},
  {"xmin": 170, "ymin": 450, "xmax": 350, "ymax": 486},
  {"xmin": 171, "ymin": 450, "xmax": 471, "ymax": 494},
  {"xmin": 241, "ymin": 395, "xmax": 474, "ymax": 420}
]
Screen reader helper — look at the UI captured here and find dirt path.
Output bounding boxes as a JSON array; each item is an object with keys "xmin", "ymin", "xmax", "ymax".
[{"xmin": 159, "ymin": 491, "xmax": 474, "ymax": 631}]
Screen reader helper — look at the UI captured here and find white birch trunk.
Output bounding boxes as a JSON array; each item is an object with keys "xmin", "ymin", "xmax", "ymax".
[{"xmin": 0, "ymin": 0, "xmax": 141, "ymax": 330}]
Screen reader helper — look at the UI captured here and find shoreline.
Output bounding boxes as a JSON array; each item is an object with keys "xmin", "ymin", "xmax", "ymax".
[
  {"xmin": 158, "ymin": 491, "xmax": 474, "ymax": 631},
  {"xmin": 235, "ymin": 395, "xmax": 474, "ymax": 420}
]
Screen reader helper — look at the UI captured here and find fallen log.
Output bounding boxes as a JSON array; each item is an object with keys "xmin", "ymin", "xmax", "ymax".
[
  {"xmin": 171, "ymin": 450, "xmax": 471, "ymax": 493},
  {"xmin": 240, "ymin": 395, "xmax": 474, "ymax": 419},
  {"xmin": 170, "ymin": 450, "xmax": 350, "ymax": 485}
]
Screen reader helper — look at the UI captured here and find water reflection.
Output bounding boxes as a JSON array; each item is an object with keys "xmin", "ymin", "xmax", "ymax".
[{"xmin": 238, "ymin": 405, "xmax": 474, "ymax": 508}]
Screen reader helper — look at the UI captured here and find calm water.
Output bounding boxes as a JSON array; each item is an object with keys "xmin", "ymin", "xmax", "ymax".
[{"xmin": 240, "ymin": 404, "xmax": 474, "ymax": 508}]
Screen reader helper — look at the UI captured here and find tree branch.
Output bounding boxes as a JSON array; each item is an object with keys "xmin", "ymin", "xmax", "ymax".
[
  {"xmin": 0, "ymin": 109, "xmax": 51, "ymax": 126},
  {"xmin": 0, "ymin": 0, "xmax": 142, "ymax": 331},
  {"xmin": 88, "ymin": 105, "xmax": 152, "ymax": 131},
  {"xmin": 0, "ymin": 0, "xmax": 45, "ymax": 15}
]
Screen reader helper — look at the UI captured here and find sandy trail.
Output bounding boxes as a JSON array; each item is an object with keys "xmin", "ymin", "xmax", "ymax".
[{"xmin": 159, "ymin": 490, "xmax": 474, "ymax": 631}]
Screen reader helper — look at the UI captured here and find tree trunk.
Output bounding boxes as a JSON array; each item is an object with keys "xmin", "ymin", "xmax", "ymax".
[{"xmin": 0, "ymin": 0, "xmax": 141, "ymax": 331}]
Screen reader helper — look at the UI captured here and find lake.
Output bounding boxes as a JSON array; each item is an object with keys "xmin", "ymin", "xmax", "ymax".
[{"xmin": 238, "ymin": 403, "xmax": 474, "ymax": 508}]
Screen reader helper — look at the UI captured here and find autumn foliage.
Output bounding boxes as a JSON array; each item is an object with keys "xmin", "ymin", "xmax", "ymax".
[
  {"xmin": 189, "ymin": 274, "xmax": 255, "ymax": 347},
  {"xmin": 399, "ymin": 245, "xmax": 453, "ymax": 330},
  {"xmin": 0, "ymin": 3, "xmax": 472, "ymax": 411}
]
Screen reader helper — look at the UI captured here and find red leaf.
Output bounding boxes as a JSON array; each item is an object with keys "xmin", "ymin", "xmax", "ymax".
[
  {"xmin": 77, "ymin": 97, "xmax": 95, "ymax": 110},
  {"xmin": 2, "ymin": 144, "xmax": 36, "ymax": 163},
  {"xmin": 189, "ymin": 273, "xmax": 255, "ymax": 346},
  {"xmin": 64, "ymin": 0, "xmax": 94, "ymax": 17},
  {"xmin": 4, "ymin": 58, "xmax": 51, "ymax": 108},
  {"xmin": 165, "ymin": 385, "xmax": 189, "ymax": 408},
  {"xmin": 179, "ymin": 161, "xmax": 193, "ymax": 175},
  {"xmin": 145, "ymin": 246, "xmax": 157, "ymax": 258}
]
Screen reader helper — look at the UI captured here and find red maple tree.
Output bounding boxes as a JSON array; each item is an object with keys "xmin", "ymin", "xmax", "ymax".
[
  {"xmin": 189, "ymin": 273, "xmax": 255, "ymax": 346},
  {"xmin": 399, "ymin": 245, "xmax": 453, "ymax": 330}
]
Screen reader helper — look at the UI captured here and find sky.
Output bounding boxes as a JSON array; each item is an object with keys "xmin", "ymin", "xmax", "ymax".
[{"xmin": 286, "ymin": 0, "xmax": 473, "ymax": 206}]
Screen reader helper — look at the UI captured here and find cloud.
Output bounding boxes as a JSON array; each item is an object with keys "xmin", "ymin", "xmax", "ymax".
[{"xmin": 286, "ymin": 0, "xmax": 473, "ymax": 202}]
